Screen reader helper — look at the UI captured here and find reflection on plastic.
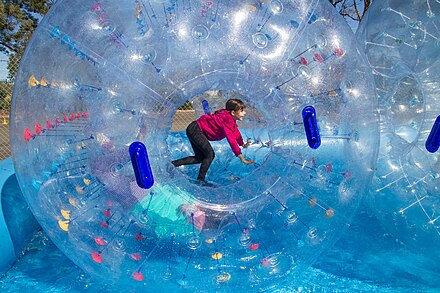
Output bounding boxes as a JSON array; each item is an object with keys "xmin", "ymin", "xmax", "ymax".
[
  {"xmin": 129, "ymin": 142, "xmax": 154, "ymax": 189},
  {"xmin": 302, "ymin": 106, "xmax": 321, "ymax": 149}
]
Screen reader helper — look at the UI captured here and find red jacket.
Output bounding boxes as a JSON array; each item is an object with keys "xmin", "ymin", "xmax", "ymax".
[{"xmin": 196, "ymin": 109, "xmax": 244, "ymax": 156}]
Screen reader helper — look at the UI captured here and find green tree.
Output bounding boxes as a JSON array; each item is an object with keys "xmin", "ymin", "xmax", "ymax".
[{"xmin": 0, "ymin": 0, "xmax": 52, "ymax": 78}]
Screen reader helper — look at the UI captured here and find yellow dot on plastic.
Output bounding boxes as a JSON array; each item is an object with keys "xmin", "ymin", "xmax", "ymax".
[
  {"xmin": 40, "ymin": 77, "xmax": 48, "ymax": 87},
  {"xmin": 61, "ymin": 209, "xmax": 71, "ymax": 220},
  {"xmin": 58, "ymin": 220, "xmax": 69, "ymax": 232},
  {"xmin": 68, "ymin": 198, "xmax": 76, "ymax": 206},
  {"xmin": 76, "ymin": 186, "xmax": 84, "ymax": 194},
  {"xmin": 212, "ymin": 252, "xmax": 222, "ymax": 260},
  {"xmin": 244, "ymin": 4, "xmax": 257, "ymax": 12},
  {"xmin": 50, "ymin": 81, "xmax": 58, "ymax": 88},
  {"xmin": 325, "ymin": 208, "xmax": 335, "ymax": 218},
  {"xmin": 205, "ymin": 239, "xmax": 213, "ymax": 244},
  {"xmin": 83, "ymin": 178, "xmax": 91, "ymax": 186},
  {"xmin": 28, "ymin": 75, "xmax": 39, "ymax": 87},
  {"xmin": 217, "ymin": 272, "xmax": 231, "ymax": 283},
  {"xmin": 2, "ymin": 118, "xmax": 7, "ymax": 125}
]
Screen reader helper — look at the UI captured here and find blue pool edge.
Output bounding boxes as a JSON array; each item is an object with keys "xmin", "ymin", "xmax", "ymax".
[{"xmin": 0, "ymin": 157, "xmax": 17, "ymax": 274}]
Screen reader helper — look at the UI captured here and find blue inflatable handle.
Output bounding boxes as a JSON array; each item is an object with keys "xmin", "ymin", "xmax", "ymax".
[
  {"xmin": 129, "ymin": 142, "xmax": 154, "ymax": 189},
  {"xmin": 302, "ymin": 105, "xmax": 321, "ymax": 149},
  {"xmin": 425, "ymin": 115, "xmax": 440, "ymax": 153},
  {"xmin": 202, "ymin": 99, "xmax": 211, "ymax": 114}
]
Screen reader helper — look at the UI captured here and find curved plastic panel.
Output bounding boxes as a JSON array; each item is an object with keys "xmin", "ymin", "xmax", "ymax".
[
  {"xmin": 302, "ymin": 105, "xmax": 321, "ymax": 149},
  {"xmin": 129, "ymin": 142, "xmax": 154, "ymax": 189}
]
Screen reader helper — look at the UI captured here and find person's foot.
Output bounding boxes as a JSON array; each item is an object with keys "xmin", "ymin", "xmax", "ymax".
[
  {"xmin": 202, "ymin": 181, "xmax": 217, "ymax": 188},
  {"xmin": 166, "ymin": 161, "xmax": 177, "ymax": 178},
  {"xmin": 195, "ymin": 179, "xmax": 217, "ymax": 188}
]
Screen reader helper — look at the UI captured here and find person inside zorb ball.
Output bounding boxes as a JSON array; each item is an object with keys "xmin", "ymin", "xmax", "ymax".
[{"xmin": 10, "ymin": 0, "xmax": 378, "ymax": 290}]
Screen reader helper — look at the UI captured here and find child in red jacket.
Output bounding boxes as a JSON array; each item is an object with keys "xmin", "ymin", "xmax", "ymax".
[{"xmin": 172, "ymin": 99, "xmax": 254, "ymax": 182}]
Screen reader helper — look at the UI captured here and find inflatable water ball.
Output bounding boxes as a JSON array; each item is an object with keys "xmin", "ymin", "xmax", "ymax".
[
  {"xmin": 10, "ymin": 0, "xmax": 378, "ymax": 290},
  {"xmin": 357, "ymin": 0, "xmax": 440, "ymax": 256}
]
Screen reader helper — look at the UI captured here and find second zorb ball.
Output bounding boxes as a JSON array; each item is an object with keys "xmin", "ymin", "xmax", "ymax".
[{"xmin": 357, "ymin": 0, "xmax": 440, "ymax": 257}]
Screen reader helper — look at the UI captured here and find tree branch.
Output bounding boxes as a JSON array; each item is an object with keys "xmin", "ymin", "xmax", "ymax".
[{"xmin": 0, "ymin": 41, "xmax": 17, "ymax": 54}]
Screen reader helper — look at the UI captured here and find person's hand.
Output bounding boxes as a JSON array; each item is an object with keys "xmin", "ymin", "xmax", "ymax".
[
  {"xmin": 243, "ymin": 158, "xmax": 255, "ymax": 164},
  {"xmin": 238, "ymin": 154, "xmax": 255, "ymax": 165},
  {"xmin": 243, "ymin": 138, "xmax": 252, "ymax": 148}
]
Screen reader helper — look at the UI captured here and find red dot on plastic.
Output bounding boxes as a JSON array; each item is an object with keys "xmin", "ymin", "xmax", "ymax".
[
  {"xmin": 94, "ymin": 237, "xmax": 105, "ymax": 246},
  {"xmin": 35, "ymin": 123, "xmax": 44, "ymax": 135},
  {"xmin": 24, "ymin": 128, "xmax": 35, "ymax": 142},
  {"xmin": 132, "ymin": 272, "xmax": 144, "ymax": 281},
  {"xmin": 103, "ymin": 209, "xmax": 111, "ymax": 217},
  {"xmin": 131, "ymin": 252, "xmax": 142, "ymax": 261},
  {"xmin": 46, "ymin": 119, "xmax": 53, "ymax": 129},
  {"xmin": 92, "ymin": 253, "xmax": 102, "ymax": 263},
  {"xmin": 250, "ymin": 243, "xmax": 259, "ymax": 251},
  {"xmin": 314, "ymin": 53, "xmax": 324, "ymax": 63}
]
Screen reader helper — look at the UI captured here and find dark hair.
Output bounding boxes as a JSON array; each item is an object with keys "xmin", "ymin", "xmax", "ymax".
[{"xmin": 225, "ymin": 99, "xmax": 245, "ymax": 112}]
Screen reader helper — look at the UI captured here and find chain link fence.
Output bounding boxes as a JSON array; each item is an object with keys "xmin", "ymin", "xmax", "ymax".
[
  {"xmin": 0, "ymin": 58, "xmax": 16, "ymax": 160},
  {"xmin": 172, "ymin": 101, "xmax": 195, "ymax": 131},
  {"xmin": 172, "ymin": 90, "xmax": 265, "ymax": 133}
]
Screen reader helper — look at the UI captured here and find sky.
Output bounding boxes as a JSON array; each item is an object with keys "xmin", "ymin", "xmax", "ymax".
[{"xmin": 0, "ymin": 52, "xmax": 8, "ymax": 80}]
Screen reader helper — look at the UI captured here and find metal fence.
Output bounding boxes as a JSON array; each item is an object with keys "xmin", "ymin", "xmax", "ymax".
[
  {"xmin": 172, "ymin": 101, "xmax": 195, "ymax": 132},
  {"xmin": 0, "ymin": 59, "xmax": 15, "ymax": 160}
]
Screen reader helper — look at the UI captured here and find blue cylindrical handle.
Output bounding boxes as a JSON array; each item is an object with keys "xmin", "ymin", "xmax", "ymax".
[
  {"xmin": 202, "ymin": 100, "xmax": 211, "ymax": 114},
  {"xmin": 302, "ymin": 105, "xmax": 321, "ymax": 149},
  {"xmin": 426, "ymin": 115, "xmax": 440, "ymax": 153},
  {"xmin": 129, "ymin": 142, "xmax": 154, "ymax": 189}
]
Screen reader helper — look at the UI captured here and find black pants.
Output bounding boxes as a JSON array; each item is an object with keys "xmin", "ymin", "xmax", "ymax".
[{"xmin": 172, "ymin": 121, "xmax": 215, "ymax": 181}]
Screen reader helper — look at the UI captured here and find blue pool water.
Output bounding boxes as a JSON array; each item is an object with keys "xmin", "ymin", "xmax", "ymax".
[
  {"xmin": 6, "ymin": 0, "xmax": 440, "ymax": 290},
  {"xmin": 1, "ymin": 128, "xmax": 440, "ymax": 292},
  {"xmin": 1, "ymin": 199, "xmax": 439, "ymax": 292}
]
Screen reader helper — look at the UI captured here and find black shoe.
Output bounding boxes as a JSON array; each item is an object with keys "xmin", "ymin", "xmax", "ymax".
[
  {"xmin": 166, "ymin": 162, "xmax": 177, "ymax": 178},
  {"xmin": 193, "ymin": 179, "xmax": 217, "ymax": 188}
]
